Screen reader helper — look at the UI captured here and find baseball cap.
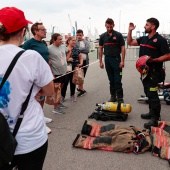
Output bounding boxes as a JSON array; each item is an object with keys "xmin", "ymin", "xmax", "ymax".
[{"xmin": 0, "ymin": 7, "xmax": 32, "ymax": 34}]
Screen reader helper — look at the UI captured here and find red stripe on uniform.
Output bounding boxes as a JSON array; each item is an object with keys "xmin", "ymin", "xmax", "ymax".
[
  {"xmin": 140, "ymin": 44, "xmax": 157, "ymax": 49},
  {"xmin": 104, "ymin": 42, "xmax": 119, "ymax": 46}
]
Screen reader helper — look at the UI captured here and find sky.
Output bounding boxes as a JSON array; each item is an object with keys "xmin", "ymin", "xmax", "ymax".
[{"xmin": 1, "ymin": 0, "xmax": 170, "ymax": 38}]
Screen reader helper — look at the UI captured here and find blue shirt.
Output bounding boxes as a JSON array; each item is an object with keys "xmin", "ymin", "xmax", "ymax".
[{"xmin": 70, "ymin": 47, "xmax": 80, "ymax": 66}]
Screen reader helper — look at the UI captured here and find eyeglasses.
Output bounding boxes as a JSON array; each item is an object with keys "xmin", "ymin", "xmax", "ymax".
[{"xmin": 38, "ymin": 28, "xmax": 47, "ymax": 32}]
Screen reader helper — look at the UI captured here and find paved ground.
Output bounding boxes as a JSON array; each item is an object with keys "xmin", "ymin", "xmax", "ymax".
[{"xmin": 43, "ymin": 51, "xmax": 170, "ymax": 170}]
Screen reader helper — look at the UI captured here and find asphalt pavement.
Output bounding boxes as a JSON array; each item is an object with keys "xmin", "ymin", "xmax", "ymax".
[{"xmin": 43, "ymin": 51, "xmax": 170, "ymax": 170}]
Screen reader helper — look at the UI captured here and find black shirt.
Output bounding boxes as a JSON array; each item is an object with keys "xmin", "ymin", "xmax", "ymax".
[
  {"xmin": 137, "ymin": 33, "xmax": 169, "ymax": 71},
  {"xmin": 99, "ymin": 30, "xmax": 125, "ymax": 56}
]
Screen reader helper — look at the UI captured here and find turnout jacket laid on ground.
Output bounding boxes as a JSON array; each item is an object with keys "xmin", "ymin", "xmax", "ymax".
[
  {"xmin": 73, "ymin": 120, "xmax": 151, "ymax": 153},
  {"xmin": 73, "ymin": 120, "xmax": 170, "ymax": 165}
]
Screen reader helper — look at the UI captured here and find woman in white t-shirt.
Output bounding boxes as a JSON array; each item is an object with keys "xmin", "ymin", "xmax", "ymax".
[{"xmin": 0, "ymin": 7, "xmax": 54, "ymax": 170}]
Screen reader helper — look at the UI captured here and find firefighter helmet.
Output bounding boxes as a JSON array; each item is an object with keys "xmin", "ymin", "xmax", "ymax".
[{"xmin": 136, "ymin": 55, "xmax": 150, "ymax": 80}]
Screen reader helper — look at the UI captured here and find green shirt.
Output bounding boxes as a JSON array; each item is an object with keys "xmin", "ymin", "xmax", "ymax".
[{"xmin": 22, "ymin": 38, "xmax": 49, "ymax": 63}]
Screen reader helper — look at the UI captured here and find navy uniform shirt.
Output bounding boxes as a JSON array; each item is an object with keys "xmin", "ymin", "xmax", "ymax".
[
  {"xmin": 137, "ymin": 33, "xmax": 169, "ymax": 71},
  {"xmin": 99, "ymin": 30, "xmax": 125, "ymax": 56}
]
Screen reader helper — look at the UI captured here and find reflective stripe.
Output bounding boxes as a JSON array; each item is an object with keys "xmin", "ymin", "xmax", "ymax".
[
  {"xmin": 152, "ymin": 127, "xmax": 163, "ymax": 136},
  {"xmin": 95, "ymin": 125, "xmax": 101, "ymax": 137},
  {"xmin": 98, "ymin": 146, "xmax": 113, "ymax": 151},
  {"xmin": 150, "ymin": 86, "xmax": 158, "ymax": 91},
  {"xmin": 90, "ymin": 124, "xmax": 101, "ymax": 137},
  {"xmin": 157, "ymin": 135, "xmax": 160, "ymax": 148},
  {"xmin": 161, "ymin": 136, "xmax": 168, "ymax": 147},
  {"xmin": 82, "ymin": 137, "xmax": 95, "ymax": 149},
  {"xmin": 120, "ymin": 72, "xmax": 122, "ymax": 75},
  {"xmin": 90, "ymin": 124, "xmax": 98, "ymax": 136},
  {"xmin": 140, "ymin": 44, "xmax": 157, "ymax": 49},
  {"xmin": 167, "ymin": 147, "xmax": 170, "ymax": 159},
  {"xmin": 155, "ymin": 135, "xmax": 168, "ymax": 149},
  {"xmin": 159, "ymin": 121, "xmax": 166, "ymax": 129},
  {"xmin": 104, "ymin": 42, "xmax": 119, "ymax": 46}
]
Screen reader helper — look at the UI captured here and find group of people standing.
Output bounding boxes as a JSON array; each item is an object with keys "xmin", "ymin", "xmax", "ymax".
[
  {"xmin": 48, "ymin": 29, "xmax": 90, "ymax": 110},
  {"xmin": 0, "ymin": 6, "xmax": 90, "ymax": 170},
  {"xmin": 1, "ymin": 5, "xmax": 170, "ymax": 170},
  {"xmin": 99, "ymin": 17, "xmax": 170, "ymax": 130},
  {"xmin": 22, "ymin": 23, "xmax": 90, "ymax": 132}
]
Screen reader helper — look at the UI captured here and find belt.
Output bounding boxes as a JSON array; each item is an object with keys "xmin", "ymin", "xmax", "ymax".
[{"xmin": 105, "ymin": 54, "xmax": 120, "ymax": 58}]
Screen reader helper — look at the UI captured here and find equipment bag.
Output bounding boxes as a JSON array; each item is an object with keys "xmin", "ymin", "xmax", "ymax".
[
  {"xmin": 88, "ymin": 109, "xmax": 128, "ymax": 121},
  {"xmin": 0, "ymin": 51, "xmax": 33, "ymax": 167}
]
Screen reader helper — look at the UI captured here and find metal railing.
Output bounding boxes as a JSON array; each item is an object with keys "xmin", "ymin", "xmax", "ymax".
[
  {"xmin": 94, "ymin": 46, "xmax": 139, "ymax": 61},
  {"xmin": 125, "ymin": 46, "xmax": 139, "ymax": 61}
]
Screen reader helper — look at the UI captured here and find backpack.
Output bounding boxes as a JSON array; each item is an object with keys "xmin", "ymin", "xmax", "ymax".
[
  {"xmin": 0, "ymin": 113, "xmax": 18, "ymax": 167},
  {"xmin": 0, "ymin": 51, "xmax": 33, "ymax": 167}
]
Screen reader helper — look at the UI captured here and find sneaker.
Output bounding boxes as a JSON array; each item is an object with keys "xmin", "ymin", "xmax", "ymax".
[
  {"xmin": 58, "ymin": 103, "xmax": 67, "ymax": 109},
  {"xmin": 77, "ymin": 90, "xmax": 87, "ymax": 97},
  {"xmin": 46, "ymin": 126, "xmax": 52, "ymax": 134},
  {"xmin": 60, "ymin": 96, "xmax": 65, "ymax": 103},
  {"xmin": 77, "ymin": 88, "xmax": 81, "ymax": 92},
  {"xmin": 52, "ymin": 107, "xmax": 65, "ymax": 114},
  {"xmin": 70, "ymin": 95, "xmax": 77, "ymax": 102},
  {"xmin": 44, "ymin": 117, "xmax": 52, "ymax": 124},
  {"xmin": 12, "ymin": 166, "xmax": 18, "ymax": 170}
]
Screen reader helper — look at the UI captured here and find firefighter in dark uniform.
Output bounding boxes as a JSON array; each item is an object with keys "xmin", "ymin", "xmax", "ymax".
[
  {"xmin": 127, "ymin": 18, "xmax": 169, "ymax": 129},
  {"xmin": 99, "ymin": 18, "xmax": 125, "ymax": 103}
]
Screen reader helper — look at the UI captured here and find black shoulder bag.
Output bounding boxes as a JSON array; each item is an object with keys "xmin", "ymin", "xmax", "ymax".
[{"xmin": 0, "ymin": 50, "xmax": 33, "ymax": 167}]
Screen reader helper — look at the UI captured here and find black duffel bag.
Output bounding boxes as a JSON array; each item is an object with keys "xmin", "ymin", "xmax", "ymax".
[{"xmin": 88, "ymin": 109, "xmax": 128, "ymax": 121}]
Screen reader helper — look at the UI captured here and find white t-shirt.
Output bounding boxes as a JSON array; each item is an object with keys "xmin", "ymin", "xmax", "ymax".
[
  {"xmin": 0, "ymin": 44, "xmax": 53, "ymax": 155},
  {"xmin": 79, "ymin": 41, "xmax": 86, "ymax": 60}
]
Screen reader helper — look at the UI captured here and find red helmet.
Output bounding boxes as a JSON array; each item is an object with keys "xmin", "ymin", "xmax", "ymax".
[{"xmin": 136, "ymin": 55, "xmax": 150, "ymax": 80}]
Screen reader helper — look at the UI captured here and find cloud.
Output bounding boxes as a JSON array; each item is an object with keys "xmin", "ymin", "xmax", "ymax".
[{"xmin": 1, "ymin": 0, "xmax": 170, "ymax": 36}]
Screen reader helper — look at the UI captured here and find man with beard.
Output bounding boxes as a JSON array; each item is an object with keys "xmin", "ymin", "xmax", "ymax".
[
  {"xmin": 127, "ymin": 18, "xmax": 169, "ymax": 128},
  {"xmin": 99, "ymin": 18, "xmax": 125, "ymax": 103}
]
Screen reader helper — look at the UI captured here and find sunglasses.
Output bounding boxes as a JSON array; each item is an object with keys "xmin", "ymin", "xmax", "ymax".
[{"xmin": 38, "ymin": 28, "xmax": 47, "ymax": 32}]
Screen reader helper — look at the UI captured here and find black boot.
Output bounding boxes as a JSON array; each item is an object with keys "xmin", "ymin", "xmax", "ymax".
[
  {"xmin": 116, "ymin": 88, "xmax": 124, "ymax": 103},
  {"xmin": 109, "ymin": 86, "xmax": 117, "ymax": 102},
  {"xmin": 141, "ymin": 110, "xmax": 161, "ymax": 120},
  {"xmin": 141, "ymin": 111, "xmax": 152, "ymax": 119},
  {"xmin": 117, "ymin": 98, "xmax": 124, "ymax": 103},
  {"xmin": 144, "ymin": 119, "xmax": 158, "ymax": 129},
  {"xmin": 144, "ymin": 105, "xmax": 161, "ymax": 129},
  {"xmin": 108, "ymin": 95, "xmax": 117, "ymax": 102},
  {"xmin": 141, "ymin": 104, "xmax": 152, "ymax": 119}
]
